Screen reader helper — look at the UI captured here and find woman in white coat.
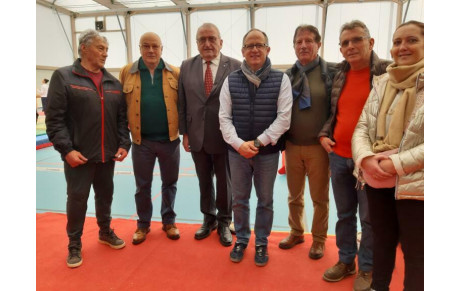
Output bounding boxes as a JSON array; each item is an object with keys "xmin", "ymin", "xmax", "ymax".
[{"xmin": 351, "ymin": 21, "xmax": 424, "ymax": 291}]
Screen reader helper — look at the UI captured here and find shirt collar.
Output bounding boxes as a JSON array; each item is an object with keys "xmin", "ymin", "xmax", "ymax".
[
  {"xmin": 139, "ymin": 57, "xmax": 164, "ymax": 71},
  {"xmin": 202, "ymin": 53, "xmax": 221, "ymax": 66}
]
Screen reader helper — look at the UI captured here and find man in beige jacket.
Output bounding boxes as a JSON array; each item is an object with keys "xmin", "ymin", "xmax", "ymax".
[{"xmin": 119, "ymin": 32, "xmax": 181, "ymax": 245}]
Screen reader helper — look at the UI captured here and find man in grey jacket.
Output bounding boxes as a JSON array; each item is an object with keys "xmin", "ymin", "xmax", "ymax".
[
  {"xmin": 319, "ymin": 20, "xmax": 391, "ymax": 291},
  {"xmin": 178, "ymin": 23, "xmax": 241, "ymax": 246}
]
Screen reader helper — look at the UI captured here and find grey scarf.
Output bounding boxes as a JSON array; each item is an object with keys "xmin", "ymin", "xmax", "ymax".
[
  {"xmin": 289, "ymin": 56, "xmax": 320, "ymax": 110},
  {"xmin": 241, "ymin": 58, "xmax": 272, "ymax": 88}
]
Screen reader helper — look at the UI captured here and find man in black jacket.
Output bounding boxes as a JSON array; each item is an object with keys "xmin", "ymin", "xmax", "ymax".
[{"xmin": 46, "ymin": 29, "xmax": 131, "ymax": 268}]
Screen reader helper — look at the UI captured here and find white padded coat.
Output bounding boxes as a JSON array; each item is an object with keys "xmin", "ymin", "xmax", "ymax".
[{"xmin": 352, "ymin": 73, "xmax": 424, "ymax": 200}]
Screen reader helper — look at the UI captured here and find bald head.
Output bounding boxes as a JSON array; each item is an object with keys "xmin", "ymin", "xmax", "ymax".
[
  {"xmin": 140, "ymin": 32, "xmax": 162, "ymax": 46},
  {"xmin": 139, "ymin": 32, "xmax": 163, "ymax": 70}
]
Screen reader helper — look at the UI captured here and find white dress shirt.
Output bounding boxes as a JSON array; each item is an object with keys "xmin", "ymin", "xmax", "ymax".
[
  {"xmin": 219, "ymin": 73, "xmax": 292, "ymax": 152},
  {"xmin": 202, "ymin": 53, "xmax": 221, "ymax": 82}
]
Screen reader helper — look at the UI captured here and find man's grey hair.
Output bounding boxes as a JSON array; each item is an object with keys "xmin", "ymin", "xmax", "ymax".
[
  {"xmin": 339, "ymin": 20, "xmax": 371, "ymax": 40},
  {"xmin": 78, "ymin": 29, "xmax": 108, "ymax": 57},
  {"xmin": 196, "ymin": 23, "xmax": 221, "ymax": 40},
  {"xmin": 242, "ymin": 28, "xmax": 269, "ymax": 47}
]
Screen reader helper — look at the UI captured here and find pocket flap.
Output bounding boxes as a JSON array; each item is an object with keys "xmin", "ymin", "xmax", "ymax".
[
  {"xmin": 123, "ymin": 84, "xmax": 134, "ymax": 93},
  {"xmin": 168, "ymin": 78, "xmax": 178, "ymax": 90}
]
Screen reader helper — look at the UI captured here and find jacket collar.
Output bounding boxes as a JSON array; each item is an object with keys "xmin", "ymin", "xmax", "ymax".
[
  {"xmin": 339, "ymin": 50, "xmax": 380, "ymax": 73},
  {"xmin": 71, "ymin": 58, "xmax": 112, "ymax": 82},
  {"xmin": 129, "ymin": 57, "xmax": 173, "ymax": 74}
]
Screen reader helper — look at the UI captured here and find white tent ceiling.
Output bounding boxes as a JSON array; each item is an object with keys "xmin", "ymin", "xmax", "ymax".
[{"xmin": 38, "ymin": 0, "xmax": 410, "ymax": 16}]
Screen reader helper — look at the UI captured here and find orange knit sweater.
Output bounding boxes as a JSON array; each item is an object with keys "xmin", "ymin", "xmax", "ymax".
[{"xmin": 333, "ymin": 67, "xmax": 370, "ymax": 158}]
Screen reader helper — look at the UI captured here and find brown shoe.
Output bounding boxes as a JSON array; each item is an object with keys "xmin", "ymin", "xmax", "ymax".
[
  {"xmin": 353, "ymin": 270, "xmax": 372, "ymax": 291},
  {"xmin": 278, "ymin": 234, "xmax": 305, "ymax": 249},
  {"xmin": 323, "ymin": 261, "xmax": 356, "ymax": 282},
  {"xmin": 162, "ymin": 224, "xmax": 180, "ymax": 240},
  {"xmin": 229, "ymin": 221, "xmax": 236, "ymax": 235},
  {"xmin": 309, "ymin": 241, "xmax": 325, "ymax": 260},
  {"xmin": 132, "ymin": 227, "xmax": 150, "ymax": 245}
]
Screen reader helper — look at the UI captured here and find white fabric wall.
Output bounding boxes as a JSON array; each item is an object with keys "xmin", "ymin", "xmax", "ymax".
[
  {"xmin": 190, "ymin": 9, "xmax": 249, "ymax": 62},
  {"xmin": 75, "ymin": 16, "xmax": 128, "ymax": 68},
  {"xmin": 404, "ymin": 0, "xmax": 424, "ymax": 23},
  {"xmin": 130, "ymin": 12, "xmax": 186, "ymax": 68},
  {"xmin": 36, "ymin": 4, "xmax": 73, "ymax": 67},
  {"xmin": 323, "ymin": 2, "xmax": 398, "ymax": 63},
  {"xmin": 255, "ymin": 5, "xmax": 322, "ymax": 66}
]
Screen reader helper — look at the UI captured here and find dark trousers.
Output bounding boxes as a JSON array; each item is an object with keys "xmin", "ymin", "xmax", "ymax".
[
  {"xmin": 366, "ymin": 186, "xmax": 424, "ymax": 291},
  {"xmin": 132, "ymin": 139, "xmax": 180, "ymax": 228},
  {"xmin": 191, "ymin": 149, "xmax": 232, "ymax": 226},
  {"xmin": 64, "ymin": 161, "xmax": 115, "ymax": 249}
]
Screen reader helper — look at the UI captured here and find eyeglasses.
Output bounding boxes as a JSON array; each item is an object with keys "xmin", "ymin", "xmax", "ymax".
[
  {"xmin": 197, "ymin": 36, "xmax": 218, "ymax": 44},
  {"xmin": 243, "ymin": 43, "xmax": 268, "ymax": 50},
  {"xmin": 339, "ymin": 36, "xmax": 367, "ymax": 48},
  {"xmin": 140, "ymin": 44, "xmax": 161, "ymax": 51}
]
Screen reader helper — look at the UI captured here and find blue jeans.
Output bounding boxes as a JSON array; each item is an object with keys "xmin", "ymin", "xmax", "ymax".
[
  {"xmin": 228, "ymin": 150, "xmax": 279, "ymax": 246},
  {"xmin": 132, "ymin": 138, "xmax": 180, "ymax": 228},
  {"xmin": 329, "ymin": 152, "xmax": 373, "ymax": 271}
]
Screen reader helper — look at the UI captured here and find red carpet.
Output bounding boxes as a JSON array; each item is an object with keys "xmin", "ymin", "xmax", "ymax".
[{"xmin": 37, "ymin": 212, "xmax": 404, "ymax": 290}]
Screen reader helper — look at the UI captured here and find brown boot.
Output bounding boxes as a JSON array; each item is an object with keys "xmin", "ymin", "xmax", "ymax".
[
  {"xmin": 278, "ymin": 234, "xmax": 305, "ymax": 249},
  {"xmin": 323, "ymin": 261, "xmax": 356, "ymax": 282},
  {"xmin": 309, "ymin": 241, "xmax": 325, "ymax": 260},
  {"xmin": 162, "ymin": 224, "xmax": 180, "ymax": 240},
  {"xmin": 353, "ymin": 270, "xmax": 372, "ymax": 291},
  {"xmin": 132, "ymin": 227, "xmax": 150, "ymax": 245}
]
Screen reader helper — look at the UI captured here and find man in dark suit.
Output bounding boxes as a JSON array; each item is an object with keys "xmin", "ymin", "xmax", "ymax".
[{"xmin": 178, "ymin": 23, "xmax": 241, "ymax": 247}]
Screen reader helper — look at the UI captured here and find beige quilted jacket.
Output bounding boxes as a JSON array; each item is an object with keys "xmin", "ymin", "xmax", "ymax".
[{"xmin": 352, "ymin": 72, "xmax": 424, "ymax": 200}]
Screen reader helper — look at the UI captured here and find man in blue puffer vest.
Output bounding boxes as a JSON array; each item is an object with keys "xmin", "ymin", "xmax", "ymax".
[{"xmin": 219, "ymin": 28, "xmax": 292, "ymax": 267}]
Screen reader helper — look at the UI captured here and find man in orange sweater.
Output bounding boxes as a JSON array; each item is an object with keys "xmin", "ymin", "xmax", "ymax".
[{"xmin": 319, "ymin": 20, "xmax": 390, "ymax": 291}]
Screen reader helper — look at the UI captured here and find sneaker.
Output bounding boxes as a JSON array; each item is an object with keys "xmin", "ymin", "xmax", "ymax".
[
  {"xmin": 353, "ymin": 270, "xmax": 372, "ymax": 291},
  {"xmin": 255, "ymin": 245, "xmax": 269, "ymax": 267},
  {"xmin": 66, "ymin": 248, "xmax": 82, "ymax": 268},
  {"xmin": 323, "ymin": 261, "xmax": 356, "ymax": 282},
  {"xmin": 132, "ymin": 227, "xmax": 150, "ymax": 245},
  {"xmin": 98, "ymin": 229, "xmax": 126, "ymax": 249},
  {"xmin": 162, "ymin": 224, "xmax": 180, "ymax": 240},
  {"xmin": 230, "ymin": 242, "xmax": 247, "ymax": 263}
]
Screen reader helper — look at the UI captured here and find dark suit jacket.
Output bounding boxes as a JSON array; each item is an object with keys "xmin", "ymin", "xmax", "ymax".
[{"xmin": 178, "ymin": 53, "xmax": 241, "ymax": 154}]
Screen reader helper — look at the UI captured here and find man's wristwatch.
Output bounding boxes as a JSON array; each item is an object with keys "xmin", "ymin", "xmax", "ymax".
[{"xmin": 254, "ymin": 138, "xmax": 263, "ymax": 148}]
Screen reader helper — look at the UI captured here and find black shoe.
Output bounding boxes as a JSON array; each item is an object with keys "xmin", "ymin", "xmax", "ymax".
[
  {"xmin": 194, "ymin": 222, "xmax": 218, "ymax": 240},
  {"xmin": 67, "ymin": 247, "xmax": 82, "ymax": 268},
  {"xmin": 217, "ymin": 224, "xmax": 233, "ymax": 247},
  {"xmin": 255, "ymin": 245, "xmax": 269, "ymax": 267},
  {"xmin": 98, "ymin": 229, "xmax": 126, "ymax": 249},
  {"xmin": 230, "ymin": 242, "xmax": 247, "ymax": 263}
]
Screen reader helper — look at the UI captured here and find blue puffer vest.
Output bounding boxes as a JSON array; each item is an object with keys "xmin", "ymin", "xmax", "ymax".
[{"xmin": 228, "ymin": 69, "xmax": 284, "ymax": 155}]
